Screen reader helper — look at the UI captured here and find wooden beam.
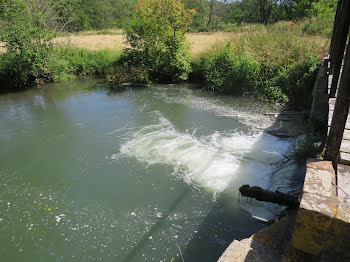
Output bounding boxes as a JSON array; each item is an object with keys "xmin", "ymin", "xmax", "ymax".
[
  {"xmin": 329, "ymin": 0, "xmax": 342, "ymax": 55},
  {"xmin": 325, "ymin": 38, "xmax": 350, "ymax": 162},
  {"xmin": 329, "ymin": 0, "xmax": 350, "ymax": 98},
  {"xmin": 239, "ymin": 185, "xmax": 300, "ymax": 208}
]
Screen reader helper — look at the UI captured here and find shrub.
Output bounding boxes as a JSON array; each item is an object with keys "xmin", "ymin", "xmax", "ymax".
[
  {"xmin": 272, "ymin": 55, "xmax": 320, "ymax": 108},
  {"xmin": 301, "ymin": 0, "xmax": 337, "ymax": 37},
  {"xmin": 201, "ymin": 43, "xmax": 260, "ymax": 94},
  {"xmin": 106, "ymin": 64, "xmax": 150, "ymax": 85},
  {"xmin": 123, "ymin": 0, "xmax": 194, "ymax": 83},
  {"xmin": 190, "ymin": 22, "xmax": 326, "ymax": 104},
  {"xmin": 253, "ymin": 79, "xmax": 288, "ymax": 103},
  {"xmin": 301, "ymin": 16, "xmax": 334, "ymax": 37},
  {"xmin": 0, "ymin": 0, "xmax": 54, "ymax": 88},
  {"xmin": 105, "ymin": 50, "xmax": 150, "ymax": 85},
  {"xmin": 292, "ymin": 123, "xmax": 323, "ymax": 161}
]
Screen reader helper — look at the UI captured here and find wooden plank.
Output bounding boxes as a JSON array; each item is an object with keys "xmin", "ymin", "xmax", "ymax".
[
  {"xmin": 329, "ymin": 0, "xmax": 350, "ymax": 97},
  {"xmin": 325, "ymin": 41, "xmax": 350, "ymax": 161},
  {"xmin": 328, "ymin": 128, "xmax": 350, "ymax": 140},
  {"xmin": 343, "ymin": 129, "xmax": 350, "ymax": 141},
  {"xmin": 340, "ymin": 152, "xmax": 350, "ymax": 165},
  {"xmin": 328, "ymin": 88, "xmax": 338, "ymax": 97},
  {"xmin": 328, "ymin": 103, "xmax": 350, "ymax": 112},
  {"xmin": 329, "ymin": 98, "xmax": 337, "ymax": 105},
  {"xmin": 328, "ymin": 119, "xmax": 350, "ymax": 128},
  {"xmin": 340, "ymin": 139, "xmax": 350, "ymax": 154},
  {"xmin": 337, "ymin": 164, "xmax": 350, "ymax": 200},
  {"xmin": 328, "ymin": 112, "xmax": 350, "ymax": 127},
  {"xmin": 329, "ymin": 0, "xmax": 342, "ymax": 59}
]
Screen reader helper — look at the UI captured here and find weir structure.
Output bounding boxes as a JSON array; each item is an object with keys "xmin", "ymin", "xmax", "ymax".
[
  {"xmin": 292, "ymin": 0, "xmax": 350, "ymax": 259},
  {"xmin": 218, "ymin": 1, "xmax": 350, "ymax": 261}
]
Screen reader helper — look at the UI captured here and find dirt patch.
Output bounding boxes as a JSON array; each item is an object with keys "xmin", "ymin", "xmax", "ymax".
[
  {"xmin": 0, "ymin": 42, "xmax": 5, "ymax": 53},
  {"xmin": 186, "ymin": 32, "xmax": 234, "ymax": 57},
  {"xmin": 53, "ymin": 34, "xmax": 129, "ymax": 51}
]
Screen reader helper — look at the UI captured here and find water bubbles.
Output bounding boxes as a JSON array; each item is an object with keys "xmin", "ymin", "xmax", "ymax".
[
  {"xmin": 55, "ymin": 214, "xmax": 65, "ymax": 223},
  {"xmin": 110, "ymin": 154, "xmax": 120, "ymax": 160}
]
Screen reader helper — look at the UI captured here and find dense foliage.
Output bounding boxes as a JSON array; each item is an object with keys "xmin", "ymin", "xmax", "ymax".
[
  {"xmin": 191, "ymin": 23, "xmax": 325, "ymax": 105},
  {"xmin": 49, "ymin": 47, "xmax": 122, "ymax": 81},
  {"xmin": 121, "ymin": 0, "xmax": 194, "ymax": 82},
  {"xmin": 0, "ymin": 0, "xmax": 54, "ymax": 88},
  {"xmin": 201, "ymin": 43, "xmax": 260, "ymax": 94},
  {"xmin": 0, "ymin": 0, "xmax": 335, "ymax": 107},
  {"xmin": 195, "ymin": 45, "xmax": 319, "ymax": 105}
]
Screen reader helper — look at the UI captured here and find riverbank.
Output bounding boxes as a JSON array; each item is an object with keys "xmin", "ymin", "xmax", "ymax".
[{"xmin": 0, "ymin": 22, "xmax": 330, "ymax": 105}]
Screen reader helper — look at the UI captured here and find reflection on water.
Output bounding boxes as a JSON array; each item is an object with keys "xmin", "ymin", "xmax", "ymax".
[{"xmin": 0, "ymin": 80, "xmax": 303, "ymax": 261}]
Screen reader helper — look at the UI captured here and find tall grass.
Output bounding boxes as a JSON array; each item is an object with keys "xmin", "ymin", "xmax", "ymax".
[
  {"xmin": 301, "ymin": 16, "xmax": 335, "ymax": 37},
  {"xmin": 191, "ymin": 22, "xmax": 329, "ymax": 105},
  {"xmin": 58, "ymin": 29, "xmax": 123, "ymax": 37},
  {"xmin": 49, "ymin": 46, "xmax": 122, "ymax": 81},
  {"xmin": 0, "ymin": 44, "xmax": 122, "ymax": 89}
]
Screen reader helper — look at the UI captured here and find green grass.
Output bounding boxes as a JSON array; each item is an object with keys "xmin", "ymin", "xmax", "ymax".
[
  {"xmin": 301, "ymin": 16, "xmax": 335, "ymax": 37},
  {"xmin": 190, "ymin": 22, "xmax": 328, "ymax": 106},
  {"xmin": 0, "ymin": 20, "xmax": 330, "ymax": 107},
  {"xmin": 49, "ymin": 46, "xmax": 122, "ymax": 81},
  {"xmin": 0, "ymin": 45, "xmax": 122, "ymax": 89},
  {"xmin": 292, "ymin": 123, "xmax": 323, "ymax": 161}
]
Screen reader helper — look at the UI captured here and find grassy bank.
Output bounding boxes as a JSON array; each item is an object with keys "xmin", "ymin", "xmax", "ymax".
[
  {"xmin": 0, "ymin": 46, "xmax": 121, "ymax": 90},
  {"xmin": 191, "ymin": 22, "xmax": 329, "ymax": 105},
  {"xmin": 49, "ymin": 47, "xmax": 122, "ymax": 81},
  {"xmin": 0, "ymin": 21, "xmax": 329, "ymax": 106}
]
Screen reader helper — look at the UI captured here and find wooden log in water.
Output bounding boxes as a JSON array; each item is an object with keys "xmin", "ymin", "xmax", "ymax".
[{"xmin": 239, "ymin": 185, "xmax": 300, "ymax": 208}]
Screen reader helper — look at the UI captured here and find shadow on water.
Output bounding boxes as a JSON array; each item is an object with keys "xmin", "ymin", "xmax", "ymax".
[{"xmin": 121, "ymin": 187, "xmax": 191, "ymax": 262}]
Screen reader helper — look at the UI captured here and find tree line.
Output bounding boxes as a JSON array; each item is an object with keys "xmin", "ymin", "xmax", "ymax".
[{"xmin": 0, "ymin": 0, "xmax": 337, "ymax": 32}]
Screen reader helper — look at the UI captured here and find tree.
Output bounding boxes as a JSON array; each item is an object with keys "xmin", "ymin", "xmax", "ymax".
[
  {"xmin": 208, "ymin": 0, "xmax": 216, "ymax": 25},
  {"xmin": 0, "ymin": 0, "xmax": 55, "ymax": 87},
  {"xmin": 124, "ymin": 0, "xmax": 194, "ymax": 82},
  {"xmin": 291, "ymin": 0, "xmax": 315, "ymax": 19},
  {"xmin": 253, "ymin": 0, "xmax": 278, "ymax": 24}
]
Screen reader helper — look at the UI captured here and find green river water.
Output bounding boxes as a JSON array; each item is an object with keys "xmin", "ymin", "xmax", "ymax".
[{"xmin": 0, "ymin": 79, "xmax": 303, "ymax": 261}]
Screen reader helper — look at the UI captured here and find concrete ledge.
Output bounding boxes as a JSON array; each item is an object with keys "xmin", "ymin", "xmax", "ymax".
[
  {"xmin": 217, "ymin": 210, "xmax": 297, "ymax": 262},
  {"xmin": 291, "ymin": 159, "xmax": 335, "ymax": 255}
]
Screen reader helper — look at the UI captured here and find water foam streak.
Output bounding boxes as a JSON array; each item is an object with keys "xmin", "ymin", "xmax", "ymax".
[{"xmin": 120, "ymin": 115, "xmax": 293, "ymax": 196}]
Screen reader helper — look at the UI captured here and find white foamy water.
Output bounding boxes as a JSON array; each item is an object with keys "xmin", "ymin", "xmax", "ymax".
[
  {"xmin": 120, "ymin": 115, "xmax": 293, "ymax": 196},
  {"xmin": 155, "ymin": 91, "xmax": 276, "ymax": 130},
  {"xmin": 190, "ymin": 97, "xmax": 275, "ymax": 130}
]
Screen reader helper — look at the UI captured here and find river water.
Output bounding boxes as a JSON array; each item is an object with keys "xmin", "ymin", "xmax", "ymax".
[{"xmin": 0, "ymin": 79, "xmax": 304, "ymax": 261}]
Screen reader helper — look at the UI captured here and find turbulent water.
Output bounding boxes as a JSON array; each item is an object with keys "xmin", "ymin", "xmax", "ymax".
[{"xmin": 0, "ymin": 80, "xmax": 305, "ymax": 261}]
